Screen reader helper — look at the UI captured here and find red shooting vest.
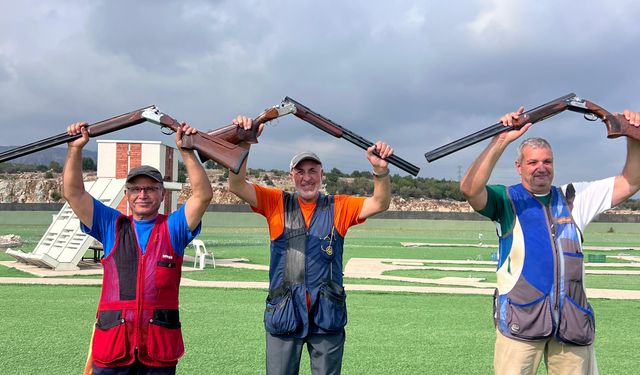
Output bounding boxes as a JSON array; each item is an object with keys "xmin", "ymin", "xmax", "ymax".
[{"xmin": 92, "ymin": 215, "xmax": 184, "ymax": 368}]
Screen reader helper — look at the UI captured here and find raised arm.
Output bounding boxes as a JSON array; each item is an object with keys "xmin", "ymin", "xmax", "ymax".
[
  {"xmin": 227, "ymin": 116, "xmax": 263, "ymax": 207},
  {"xmin": 62, "ymin": 122, "xmax": 94, "ymax": 228},
  {"xmin": 359, "ymin": 141, "xmax": 393, "ymax": 219},
  {"xmin": 460, "ymin": 107, "xmax": 532, "ymax": 211},
  {"xmin": 612, "ymin": 110, "xmax": 640, "ymax": 207},
  {"xmin": 177, "ymin": 124, "xmax": 214, "ymax": 231}
]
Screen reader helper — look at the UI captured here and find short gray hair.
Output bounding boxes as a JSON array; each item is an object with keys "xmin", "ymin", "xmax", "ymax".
[{"xmin": 517, "ymin": 137, "xmax": 552, "ymax": 162}]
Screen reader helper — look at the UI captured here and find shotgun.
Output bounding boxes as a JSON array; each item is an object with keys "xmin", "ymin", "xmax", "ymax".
[
  {"xmin": 283, "ymin": 97, "xmax": 421, "ymax": 176},
  {"xmin": 424, "ymin": 93, "xmax": 640, "ymax": 163},
  {"xmin": 0, "ymin": 105, "xmax": 289, "ymax": 174},
  {"xmin": 0, "ymin": 106, "xmax": 153, "ymax": 164},
  {"xmin": 424, "ymin": 93, "xmax": 577, "ymax": 162},
  {"xmin": 201, "ymin": 97, "xmax": 421, "ymax": 176}
]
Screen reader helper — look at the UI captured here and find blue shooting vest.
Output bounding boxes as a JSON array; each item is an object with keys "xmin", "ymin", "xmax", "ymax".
[
  {"xmin": 263, "ymin": 192, "xmax": 347, "ymax": 338},
  {"xmin": 494, "ymin": 184, "xmax": 595, "ymax": 345}
]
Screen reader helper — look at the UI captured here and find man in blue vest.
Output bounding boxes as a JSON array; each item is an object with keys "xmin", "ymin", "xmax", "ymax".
[
  {"xmin": 460, "ymin": 107, "xmax": 640, "ymax": 374},
  {"xmin": 63, "ymin": 121, "xmax": 213, "ymax": 374},
  {"xmin": 227, "ymin": 115, "xmax": 393, "ymax": 374}
]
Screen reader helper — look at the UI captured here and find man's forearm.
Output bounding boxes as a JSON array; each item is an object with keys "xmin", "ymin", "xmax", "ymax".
[
  {"xmin": 227, "ymin": 151, "xmax": 260, "ymax": 207},
  {"xmin": 181, "ymin": 149, "xmax": 212, "ymax": 201},
  {"xmin": 622, "ymin": 137, "xmax": 640, "ymax": 186},
  {"xmin": 460, "ymin": 137, "xmax": 509, "ymax": 198},
  {"xmin": 371, "ymin": 174, "xmax": 391, "ymax": 210},
  {"xmin": 228, "ymin": 143, "xmax": 250, "ymax": 194},
  {"xmin": 612, "ymin": 137, "xmax": 640, "ymax": 206},
  {"xmin": 359, "ymin": 171, "xmax": 391, "ymax": 219},
  {"xmin": 63, "ymin": 147, "xmax": 86, "ymax": 199},
  {"xmin": 62, "ymin": 145, "xmax": 94, "ymax": 227}
]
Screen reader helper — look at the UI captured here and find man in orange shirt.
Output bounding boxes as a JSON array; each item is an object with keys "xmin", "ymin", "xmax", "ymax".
[{"xmin": 228, "ymin": 115, "xmax": 394, "ymax": 375}]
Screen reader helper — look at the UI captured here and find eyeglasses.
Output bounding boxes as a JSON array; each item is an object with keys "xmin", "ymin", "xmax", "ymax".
[{"xmin": 126, "ymin": 186, "xmax": 162, "ymax": 194}]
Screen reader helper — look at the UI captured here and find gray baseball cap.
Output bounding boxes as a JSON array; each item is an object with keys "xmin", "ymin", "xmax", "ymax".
[
  {"xmin": 289, "ymin": 151, "xmax": 322, "ymax": 170},
  {"xmin": 126, "ymin": 165, "xmax": 164, "ymax": 183}
]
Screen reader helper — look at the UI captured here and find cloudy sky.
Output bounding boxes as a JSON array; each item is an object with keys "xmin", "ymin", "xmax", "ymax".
[{"xmin": 2, "ymin": 0, "xmax": 640, "ymax": 186}]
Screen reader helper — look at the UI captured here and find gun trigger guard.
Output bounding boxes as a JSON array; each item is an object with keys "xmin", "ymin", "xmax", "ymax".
[
  {"xmin": 584, "ymin": 113, "xmax": 598, "ymax": 122},
  {"xmin": 160, "ymin": 126, "xmax": 175, "ymax": 135}
]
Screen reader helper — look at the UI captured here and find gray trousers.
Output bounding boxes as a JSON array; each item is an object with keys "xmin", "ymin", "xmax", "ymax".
[{"xmin": 266, "ymin": 330, "xmax": 346, "ymax": 375}]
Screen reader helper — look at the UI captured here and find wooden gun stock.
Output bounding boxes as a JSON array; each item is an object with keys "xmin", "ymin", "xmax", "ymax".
[
  {"xmin": 204, "ymin": 107, "xmax": 284, "ymax": 145},
  {"xmin": 141, "ymin": 110, "xmax": 249, "ymax": 174},
  {"xmin": 181, "ymin": 133, "xmax": 249, "ymax": 174},
  {"xmin": 582, "ymin": 101, "xmax": 640, "ymax": 141}
]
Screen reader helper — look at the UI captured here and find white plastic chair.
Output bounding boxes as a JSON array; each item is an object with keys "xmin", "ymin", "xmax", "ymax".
[{"xmin": 192, "ymin": 239, "xmax": 215, "ymax": 269}]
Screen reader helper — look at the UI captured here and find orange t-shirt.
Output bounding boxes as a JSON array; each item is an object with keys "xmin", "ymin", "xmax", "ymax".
[{"xmin": 251, "ymin": 184, "xmax": 366, "ymax": 241}]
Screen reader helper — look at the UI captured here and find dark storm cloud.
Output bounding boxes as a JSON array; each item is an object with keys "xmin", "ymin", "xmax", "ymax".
[{"xmin": 1, "ymin": 1, "xmax": 640, "ymax": 184}]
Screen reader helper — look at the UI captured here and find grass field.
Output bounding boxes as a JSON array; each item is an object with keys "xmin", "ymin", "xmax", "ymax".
[{"xmin": 1, "ymin": 211, "xmax": 640, "ymax": 374}]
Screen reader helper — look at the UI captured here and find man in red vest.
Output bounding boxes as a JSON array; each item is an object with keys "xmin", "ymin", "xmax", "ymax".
[{"xmin": 63, "ymin": 121, "xmax": 213, "ymax": 374}]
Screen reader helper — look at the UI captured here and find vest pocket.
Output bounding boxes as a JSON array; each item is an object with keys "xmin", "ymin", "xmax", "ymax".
[
  {"xmin": 558, "ymin": 251, "xmax": 594, "ymax": 345},
  {"xmin": 92, "ymin": 310, "xmax": 127, "ymax": 364},
  {"xmin": 563, "ymin": 252, "xmax": 588, "ymax": 307},
  {"xmin": 264, "ymin": 288, "xmax": 300, "ymax": 335},
  {"xmin": 313, "ymin": 280, "xmax": 347, "ymax": 332},
  {"xmin": 155, "ymin": 261, "xmax": 179, "ymax": 300},
  {"xmin": 147, "ymin": 309, "xmax": 184, "ymax": 362},
  {"xmin": 505, "ymin": 294, "xmax": 553, "ymax": 340},
  {"xmin": 156, "ymin": 261, "xmax": 178, "ymax": 286},
  {"xmin": 558, "ymin": 295, "xmax": 595, "ymax": 346}
]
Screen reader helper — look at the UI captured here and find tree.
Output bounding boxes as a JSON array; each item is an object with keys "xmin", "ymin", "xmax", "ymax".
[
  {"xmin": 263, "ymin": 174, "xmax": 275, "ymax": 186},
  {"xmin": 205, "ymin": 160, "xmax": 222, "ymax": 169},
  {"xmin": 178, "ymin": 161, "xmax": 187, "ymax": 183},
  {"xmin": 82, "ymin": 157, "xmax": 97, "ymax": 171},
  {"xmin": 49, "ymin": 161, "xmax": 63, "ymax": 173}
]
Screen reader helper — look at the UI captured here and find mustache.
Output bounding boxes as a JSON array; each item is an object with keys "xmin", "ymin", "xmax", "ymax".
[{"xmin": 533, "ymin": 171, "xmax": 550, "ymax": 177}]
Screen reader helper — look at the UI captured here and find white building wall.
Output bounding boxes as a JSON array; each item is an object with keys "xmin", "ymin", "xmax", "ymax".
[
  {"xmin": 141, "ymin": 142, "xmax": 162, "ymax": 169},
  {"xmin": 96, "ymin": 142, "xmax": 117, "ymax": 178}
]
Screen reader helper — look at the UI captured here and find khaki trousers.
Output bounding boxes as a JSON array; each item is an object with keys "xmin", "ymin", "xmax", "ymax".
[{"xmin": 494, "ymin": 330, "xmax": 598, "ymax": 375}]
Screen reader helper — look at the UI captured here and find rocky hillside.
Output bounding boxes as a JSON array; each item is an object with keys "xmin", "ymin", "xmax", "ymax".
[
  {"xmin": 4, "ymin": 170, "xmax": 637, "ymax": 214},
  {"xmin": 0, "ymin": 172, "xmax": 65, "ymax": 203},
  {"xmin": 0, "ymin": 170, "xmax": 472, "ymax": 212}
]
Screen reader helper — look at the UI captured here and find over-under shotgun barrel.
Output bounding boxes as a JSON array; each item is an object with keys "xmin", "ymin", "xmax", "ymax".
[
  {"xmin": 424, "ymin": 93, "xmax": 576, "ymax": 162},
  {"xmin": 0, "ymin": 106, "xmax": 153, "ymax": 164},
  {"xmin": 284, "ymin": 96, "xmax": 421, "ymax": 176}
]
